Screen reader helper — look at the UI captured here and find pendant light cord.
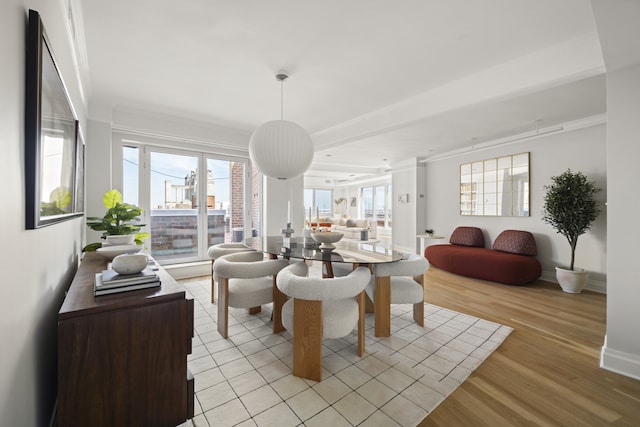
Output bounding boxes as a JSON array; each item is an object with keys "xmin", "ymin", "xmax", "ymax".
[{"xmin": 276, "ymin": 73, "xmax": 288, "ymax": 121}]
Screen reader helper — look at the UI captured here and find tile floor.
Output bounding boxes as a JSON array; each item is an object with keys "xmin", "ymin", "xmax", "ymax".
[{"xmin": 178, "ymin": 264, "xmax": 511, "ymax": 426}]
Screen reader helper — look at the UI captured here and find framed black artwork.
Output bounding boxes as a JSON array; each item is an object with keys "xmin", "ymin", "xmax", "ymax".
[{"xmin": 25, "ymin": 9, "xmax": 84, "ymax": 229}]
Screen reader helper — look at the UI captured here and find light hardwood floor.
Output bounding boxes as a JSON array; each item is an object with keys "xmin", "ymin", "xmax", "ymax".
[{"xmin": 418, "ymin": 267, "xmax": 640, "ymax": 427}]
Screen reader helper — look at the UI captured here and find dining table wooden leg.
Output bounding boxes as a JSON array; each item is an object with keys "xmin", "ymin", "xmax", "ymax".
[
  {"xmin": 374, "ymin": 275, "xmax": 391, "ymax": 337},
  {"xmin": 322, "ymin": 260, "xmax": 334, "ymax": 278}
]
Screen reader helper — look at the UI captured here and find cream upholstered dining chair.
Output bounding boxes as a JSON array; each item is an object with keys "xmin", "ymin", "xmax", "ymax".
[
  {"xmin": 366, "ymin": 253, "xmax": 429, "ymax": 329},
  {"xmin": 276, "ymin": 262, "xmax": 371, "ymax": 381},
  {"xmin": 214, "ymin": 251, "xmax": 289, "ymax": 339},
  {"xmin": 207, "ymin": 243, "xmax": 255, "ymax": 303}
]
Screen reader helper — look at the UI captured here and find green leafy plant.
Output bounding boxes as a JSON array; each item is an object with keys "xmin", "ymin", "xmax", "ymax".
[
  {"xmin": 40, "ymin": 187, "xmax": 71, "ymax": 216},
  {"xmin": 425, "ymin": 228, "xmax": 434, "ymax": 236},
  {"xmin": 542, "ymin": 169, "xmax": 601, "ymax": 270},
  {"xmin": 83, "ymin": 189, "xmax": 150, "ymax": 252}
]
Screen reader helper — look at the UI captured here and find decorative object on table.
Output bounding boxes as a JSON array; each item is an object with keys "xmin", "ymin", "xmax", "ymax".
[
  {"xmin": 83, "ymin": 189, "xmax": 150, "ymax": 252},
  {"xmin": 425, "ymin": 228, "xmax": 434, "ymax": 236},
  {"xmin": 94, "ymin": 265, "xmax": 160, "ymax": 296},
  {"xmin": 311, "ymin": 231, "xmax": 344, "ymax": 251},
  {"xmin": 281, "ymin": 222, "xmax": 294, "ymax": 249},
  {"xmin": 111, "ymin": 253, "xmax": 148, "ymax": 275},
  {"xmin": 96, "ymin": 244, "xmax": 143, "ymax": 260},
  {"xmin": 542, "ymin": 169, "xmax": 602, "ymax": 293},
  {"xmin": 248, "ymin": 73, "xmax": 313, "ymax": 180}
]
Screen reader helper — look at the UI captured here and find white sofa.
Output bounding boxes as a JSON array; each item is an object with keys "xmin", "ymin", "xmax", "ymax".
[{"xmin": 329, "ymin": 217, "xmax": 377, "ymax": 240}]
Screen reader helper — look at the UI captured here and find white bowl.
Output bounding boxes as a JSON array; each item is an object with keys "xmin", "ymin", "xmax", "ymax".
[
  {"xmin": 112, "ymin": 253, "xmax": 148, "ymax": 275},
  {"xmin": 96, "ymin": 244, "xmax": 142, "ymax": 260},
  {"xmin": 311, "ymin": 231, "xmax": 344, "ymax": 250}
]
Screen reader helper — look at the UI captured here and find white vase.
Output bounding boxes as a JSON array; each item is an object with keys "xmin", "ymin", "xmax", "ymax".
[
  {"xmin": 555, "ymin": 266, "xmax": 589, "ymax": 293},
  {"xmin": 112, "ymin": 253, "xmax": 148, "ymax": 275}
]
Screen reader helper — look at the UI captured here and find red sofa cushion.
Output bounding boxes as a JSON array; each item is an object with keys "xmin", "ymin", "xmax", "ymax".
[
  {"xmin": 493, "ymin": 230, "xmax": 537, "ymax": 256},
  {"xmin": 449, "ymin": 226, "xmax": 484, "ymax": 247}
]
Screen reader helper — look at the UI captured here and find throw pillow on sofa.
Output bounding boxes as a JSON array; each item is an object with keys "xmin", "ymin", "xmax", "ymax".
[
  {"xmin": 346, "ymin": 219, "xmax": 357, "ymax": 227},
  {"xmin": 355, "ymin": 219, "xmax": 369, "ymax": 228},
  {"xmin": 449, "ymin": 226, "xmax": 485, "ymax": 247},
  {"xmin": 492, "ymin": 230, "xmax": 538, "ymax": 256}
]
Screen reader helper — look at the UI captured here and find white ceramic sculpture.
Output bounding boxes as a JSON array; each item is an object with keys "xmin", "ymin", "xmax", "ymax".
[{"xmin": 112, "ymin": 253, "xmax": 148, "ymax": 275}]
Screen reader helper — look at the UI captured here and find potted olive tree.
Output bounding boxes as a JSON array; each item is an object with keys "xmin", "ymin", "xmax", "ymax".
[
  {"xmin": 542, "ymin": 169, "xmax": 601, "ymax": 293},
  {"xmin": 82, "ymin": 189, "xmax": 150, "ymax": 252}
]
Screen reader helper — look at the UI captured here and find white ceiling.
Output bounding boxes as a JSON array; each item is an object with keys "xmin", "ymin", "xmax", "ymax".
[{"xmin": 78, "ymin": 0, "xmax": 606, "ymax": 182}]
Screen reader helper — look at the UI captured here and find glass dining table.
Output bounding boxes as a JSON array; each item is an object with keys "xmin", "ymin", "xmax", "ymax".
[{"xmin": 243, "ymin": 235, "xmax": 405, "ymax": 337}]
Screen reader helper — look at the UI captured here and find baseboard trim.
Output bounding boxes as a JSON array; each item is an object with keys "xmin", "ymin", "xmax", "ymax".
[{"xmin": 600, "ymin": 335, "xmax": 640, "ymax": 380}]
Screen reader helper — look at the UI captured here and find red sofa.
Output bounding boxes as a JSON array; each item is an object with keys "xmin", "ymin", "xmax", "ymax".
[{"xmin": 424, "ymin": 227, "xmax": 541, "ymax": 285}]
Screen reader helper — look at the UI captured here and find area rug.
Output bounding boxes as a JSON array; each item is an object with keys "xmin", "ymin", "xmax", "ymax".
[{"xmin": 180, "ymin": 278, "xmax": 512, "ymax": 427}]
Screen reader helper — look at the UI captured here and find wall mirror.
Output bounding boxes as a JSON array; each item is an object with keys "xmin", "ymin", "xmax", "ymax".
[
  {"xmin": 25, "ymin": 9, "xmax": 84, "ymax": 228},
  {"xmin": 460, "ymin": 152, "xmax": 529, "ymax": 216}
]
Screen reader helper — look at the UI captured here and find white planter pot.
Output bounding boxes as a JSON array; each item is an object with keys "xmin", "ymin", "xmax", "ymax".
[
  {"xmin": 106, "ymin": 235, "xmax": 135, "ymax": 245},
  {"xmin": 555, "ymin": 266, "xmax": 589, "ymax": 293}
]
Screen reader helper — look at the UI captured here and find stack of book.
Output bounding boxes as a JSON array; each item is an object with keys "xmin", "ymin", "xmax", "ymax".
[{"xmin": 94, "ymin": 267, "xmax": 160, "ymax": 296}]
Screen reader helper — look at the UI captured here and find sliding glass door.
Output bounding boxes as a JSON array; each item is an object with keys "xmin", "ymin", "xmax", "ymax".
[{"xmin": 119, "ymin": 140, "xmax": 251, "ymax": 264}]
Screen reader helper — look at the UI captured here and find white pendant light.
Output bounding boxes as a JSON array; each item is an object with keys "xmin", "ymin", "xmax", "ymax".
[{"xmin": 249, "ymin": 74, "xmax": 314, "ymax": 180}]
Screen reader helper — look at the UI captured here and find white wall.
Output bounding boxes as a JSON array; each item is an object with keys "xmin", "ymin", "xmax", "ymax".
[
  {"xmin": 264, "ymin": 176, "xmax": 305, "ymax": 236},
  {"xmin": 391, "ymin": 159, "xmax": 427, "ymax": 254},
  {"xmin": 592, "ymin": 0, "xmax": 640, "ymax": 381},
  {"xmin": 1, "ymin": 1, "xmax": 86, "ymax": 425},
  {"xmin": 601, "ymin": 62, "xmax": 640, "ymax": 379},
  {"xmin": 424, "ymin": 122, "xmax": 607, "ymax": 292}
]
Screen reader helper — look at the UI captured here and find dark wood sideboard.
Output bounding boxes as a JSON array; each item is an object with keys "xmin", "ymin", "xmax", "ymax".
[{"xmin": 57, "ymin": 252, "xmax": 194, "ymax": 426}]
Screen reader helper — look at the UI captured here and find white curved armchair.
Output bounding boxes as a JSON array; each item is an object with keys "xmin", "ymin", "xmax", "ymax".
[
  {"xmin": 276, "ymin": 262, "xmax": 371, "ymax": 381},
  {"xmin": 367, "ymin": 254, "xmax": 429, "ymax": 334},
  {"xmin": 214, "ymin": 251, "xmax": 289, "ymax": 338},
  {"xmin": 207, "ymin": 243, "xmax": 254, "ymax": 303}
]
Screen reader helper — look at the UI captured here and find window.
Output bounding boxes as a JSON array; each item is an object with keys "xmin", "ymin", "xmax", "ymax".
[
  {"xmin": 361, "ymin": 184, "xmax": 392, "ymax": 228},
  {"xmin": 304, "ymin": 188, "xmax": 333, "ymax": 221},
  {"xmin": 116, "ymin": 137, "xmax": 254, "ymax": 265}
]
